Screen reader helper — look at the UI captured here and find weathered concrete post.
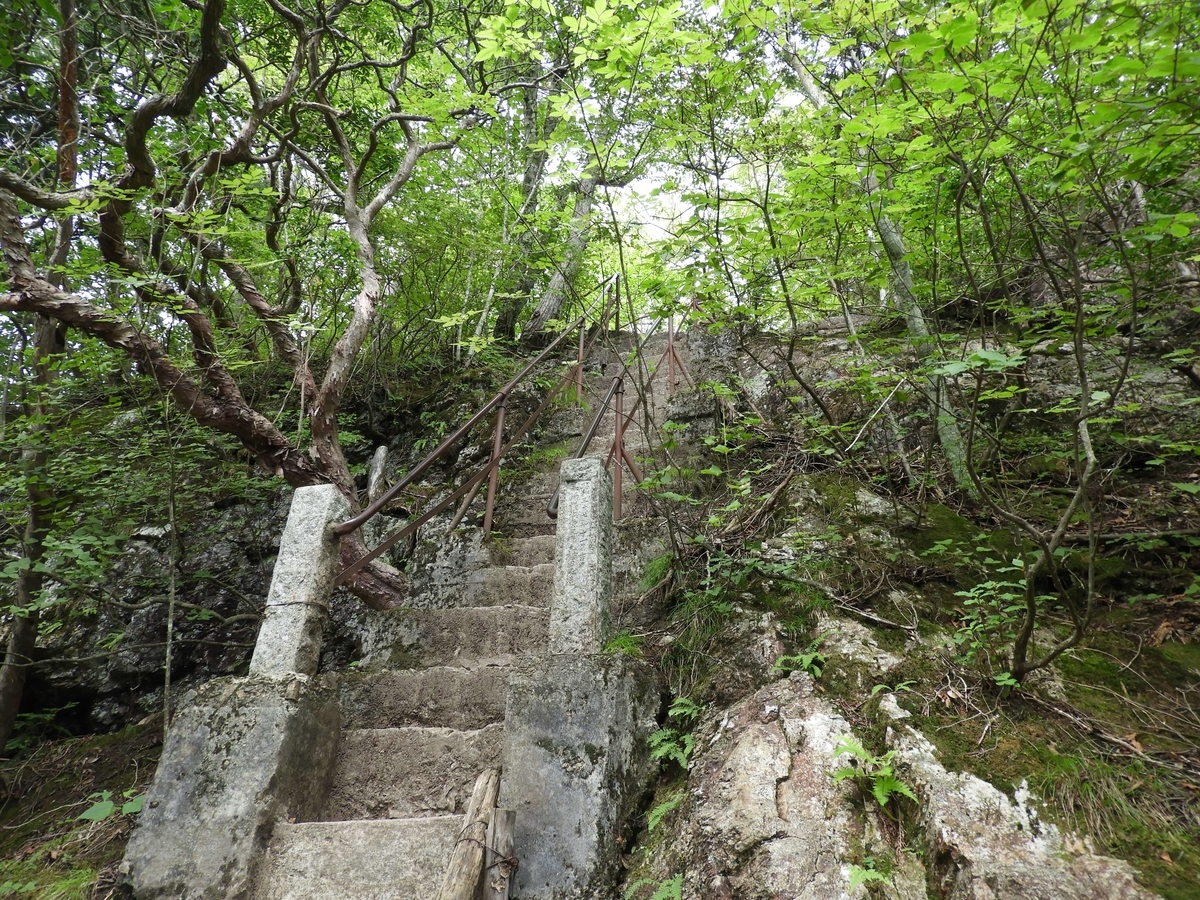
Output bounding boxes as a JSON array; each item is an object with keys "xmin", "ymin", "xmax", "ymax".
[
  {"xmin": 500, "ymin": 458, "xmax": 658, "ymax": 900},
  {"xmin": 548, "ymin": 456, "xmax": 612, "ymax": 653},
  {"xmin": 122, "ymin": 485, "xmax": 349, "ymax": 899},
  {"xmin": 251, "ymin": 484, "xmax": 350, "ymax": 677}
]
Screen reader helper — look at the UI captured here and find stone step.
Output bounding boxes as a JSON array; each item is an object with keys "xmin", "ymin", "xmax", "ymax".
[
  {"xmin": 372, "ymin": 605, "xmax": 549, "ymax": 668},
  {"xmin": 324, "ymin": 724, "xmax": 504, "ymax": 820},
  {"xmin": 339, "ymin": 666, "xmax": 510, "ymax": 730},
  {"xmin": 408, "ymin": 564, "xmax": 554, "ymax": 610},
  {"xmin": 497, "ymin": 534, "xmax": 556, "ymax": 567},
  {"xmin": 255, "ymin": 816, "xmax": 460, "ymax": 900}
]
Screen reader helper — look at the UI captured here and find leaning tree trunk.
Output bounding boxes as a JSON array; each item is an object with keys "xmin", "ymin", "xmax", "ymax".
[
  {"xmin": 778, "ymin": 38, "xmax": 975, "ymax": 496},
  {"xmin": 494, "ymin": 71, "xmax": 551, "ymax": 341},
  {"xmin": 864, "ymin": 172, "xmax": 975, "ymax": 496},
  {"xmin": 521, "ymin": 174, "xmax": 597, "ymax": 339}
]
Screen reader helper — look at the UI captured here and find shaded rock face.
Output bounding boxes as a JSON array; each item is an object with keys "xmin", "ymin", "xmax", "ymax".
[
  {"xmin": 28, "ymin": 492, "xmax": 292, "ymax": 732},
  {"xmin": 645, "ymin": 673, "xmax": 866, "ymax": 900}
]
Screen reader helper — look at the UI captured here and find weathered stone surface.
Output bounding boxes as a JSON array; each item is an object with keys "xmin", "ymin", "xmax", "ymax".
[
  {"xmin": 454, "ymin": 564, "xmax": 555, "ymax": 608},
  {"xmin": 549, "ymin": 457, "xmax": 612, "ymax": 653},
  {"xmin": 358, "ymin": 604, "xmax": 549, "ymax": 668},
  {"xmin": 324, "ymin": 723, "xmax": 504, "ymax": 820},
  {"xmin": 499, "ymin": 655, "xmax": 658, "ymax": 900},
  {"xmin": 500, "ymin": 534, "xmax": 557, "ymax": 567},
  {"xmin": 122, "ymin": 673, "xmax": 341, "ymax": 900},
  {"xmin": 254, "ymin": 816, "xmax": 461, "ymax": 900},
  {"xmin": 251, "ymin": 484, "xmax": 350, "ymax": 678},
  {"xmin": 636, "ymin": 673, "xmax": 867, "ymax": 900},
  {"xmin": 881, "ymin": 696, "xmax": 1160, "ymax": 900},
  {"xmin": 338, "ymin": 666, "xmax": 509, "ymax": 729}
]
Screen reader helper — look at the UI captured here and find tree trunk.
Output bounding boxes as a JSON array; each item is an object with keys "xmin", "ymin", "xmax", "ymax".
[
  {"xmin": 521, "ymin": 174, "xmax": 597, "ymax": 339},
  {"xmin": 864, "ymin": 173, "xmax": 975, "ymax": 496},
  {"xmin": 494, "ymin": 74, "xmax": 551, "ymax": 341},
  {"xmin": 0, "ymin": 315, "xmax": 64, "ymax": 755},
  {"xmin": 0, "ymin": 0, "xmax": 76, "ymax": 754},
  {"xmin": 777, "ymin": 41, "xmax": 975, "ymax": 496}
]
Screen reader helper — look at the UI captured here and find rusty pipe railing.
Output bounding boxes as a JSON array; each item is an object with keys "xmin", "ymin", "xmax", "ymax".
[
  {"xmin": 336, "ymin": 349, "xmax": 593, "ymax": 584},
  {"xmin": 545, "ymin": 374, "xmax": 645, "ymax": 521},
  {"xmin": 544, "ymin": 303, "xmax": 692, "ymax": 520},
  {"xmin": 546, "ymin": 375, "xmax": 623, "ymax": 519},
  {"xmin": 335, "ymin": 274, "xmax": 619, "ymax": 539}
]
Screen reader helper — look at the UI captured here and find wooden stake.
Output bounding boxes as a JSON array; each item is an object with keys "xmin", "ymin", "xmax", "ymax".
[
  {"xmin": 436, "ymin": 768, "xmax": 500, "ymax": 900},
  {"xmin": 484, "ymin": 808, "xmax": 517, "ymax": 900}
]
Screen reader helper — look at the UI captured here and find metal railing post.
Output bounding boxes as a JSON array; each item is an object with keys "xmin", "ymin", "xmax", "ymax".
[
  {"xmin": 612, "ymin": 378, "xmax": 624, "ymax": 521},
  {"xmin": 483, "ymin": 395, "xmax": 507, "ymax": 537},
  {"xmin": 576, "ymin": 319, "xmax": 586, "ymax": 405},
  {"xmin": 667, "ymin": 315, "xmax": 676, "ymax": 396}
]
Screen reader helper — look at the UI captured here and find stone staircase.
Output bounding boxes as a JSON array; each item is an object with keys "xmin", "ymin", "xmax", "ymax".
[
  {"xmin": 124, "ymin": 329, "xmax": 692, "ymax": 900},
  {"xmin": 255, "ymin": 528, "xmax": 558, "ymax": 900}
]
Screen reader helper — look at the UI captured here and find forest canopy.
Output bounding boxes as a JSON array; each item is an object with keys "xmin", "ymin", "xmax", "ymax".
[{"xmin": 1, "ymin": 0, "xmax": 1199, "ymax": 734}]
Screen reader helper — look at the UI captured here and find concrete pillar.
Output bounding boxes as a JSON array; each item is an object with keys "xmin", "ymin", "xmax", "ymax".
[
  {"xmin": 549, "ymin": 457, "xmax": 612, "ymax": 653},
  {"xmin": 498, "ymin": 455, "xmax": 657, "ymax": 900},
  {"xmin": 250, "ymin": 484, "xmax": 350, "ymax": 678},
  {"xmin": 122, "ymin": 675, "xmax": 341, "ymax": 900},
  {"xmin": 498, "ymin": 656, "xmax": 658, "ymax": 900}
]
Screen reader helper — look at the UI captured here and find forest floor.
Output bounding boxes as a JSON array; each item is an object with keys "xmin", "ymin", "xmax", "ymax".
[{"xmin": 0, "ymin": 723, "xmax": 159, "ymax": 898}]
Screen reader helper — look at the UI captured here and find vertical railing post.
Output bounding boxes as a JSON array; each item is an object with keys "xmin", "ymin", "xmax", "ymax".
[
  {"xmin": 612, "ymin": 377, "xmax": 624, "ymax": 521},
  {"xmin": 667, "ymin": 314, "xmax": 677, "ymax": 396},
  {"xmin": 576, "ymin": 319, "xmax": 586, "ymax": 405},
  {"xmin": 483, "ymin": 395, "xmax": 507, "ymax": 537}
]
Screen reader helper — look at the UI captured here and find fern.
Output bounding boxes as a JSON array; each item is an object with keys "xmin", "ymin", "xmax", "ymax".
[
  {"xmin": 624, "ymin": 875, "xmax": 684, "ymax": 900},
  {"xmin": 848, "ymin": 864, "xmax": 892, "ymax": 892},
  {"xmin": 650, "ymin": 875, "xmax": 683, "ymax": 900},
  {"xmin": 649, "ymin": 728, "xmax": 694, "ymax": 768},
  {"xmin": 872, "ymin": 774, "xmax": 918, "ymax": 807},
  {"xmin": 647, "ymin": 793, "xmax": 683, "ymax": 833},
  {"xmin": 832, "ymin": 738, "xmax": 919, "ymax": 815}
]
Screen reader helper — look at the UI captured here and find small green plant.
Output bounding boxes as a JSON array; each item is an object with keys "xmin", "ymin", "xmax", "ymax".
[
  {"xmin": 848, "ymin": 861, "xmax": 892, "ymax": 892},
  {"xmin": 624, "ymin": 874, "xmax": 683, "ymax": 900},
  {"xmin": 993, "ymin": 671, "xmax": 1021, "ymax": 691},
  {"xmin": 646, "ymin": 792, "xmax": 683, "ymax": 833},
  {"xmin": 869, "ymin": 680, "xmax": 916, "ymax": 698},
  {"xmin": 641, "ymin": 552, "xmax": 674, "ymax": 590},
  {"xmin": 774, "ymin": 632, "xmax": 830, "ymax": 678},
  {"xmin": 604, "ymin": 631, "xmax": 645, "ymax": 657},
  {"xmin": 78, "ymin": 789, "xmax": 144, "ymax": 822},
  {"xmin": 649, "ymin": 697, "xmax": 703, "ymax": 769},
  {"xmin": 833, "ymin": 738, "xmax": 918, "ymax": 814}
]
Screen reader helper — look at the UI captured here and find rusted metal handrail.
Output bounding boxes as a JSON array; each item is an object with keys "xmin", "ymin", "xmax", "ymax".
[
  {"xmin": 335, "ymin": 274, "xmax": 619, "ymax": 539},
  {"xmin": 546, "ymin": 375, "xmax": 623, "ymax": 519},
  {"xmin": 545, "ymin": 303, "xmax": 692, "ymax": 520},
  {"xmin": 336, "ymin": 347, "xmax": 594, "ymax": 583}
]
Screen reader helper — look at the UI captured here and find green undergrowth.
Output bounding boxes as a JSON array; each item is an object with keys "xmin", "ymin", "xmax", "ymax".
[
  {"xmin": 880, "ymin": 624, "xmax": 1200, "ymax": 900},
  {"xmin": 0, "ymin": 726, "xmax": 160, "ymax": 899}
]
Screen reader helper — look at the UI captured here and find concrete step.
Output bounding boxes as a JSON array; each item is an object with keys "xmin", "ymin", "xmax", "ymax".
[
  {"xmin": 255, "ymin": 816, "xmax": 460, "ymax": 900},
  {"xmin": 496, "ymin": 534, "xmax": 556, "ymax": 567},
  {"xmin": 463, "ymin": 564, "xmax": 553, "ymax": 607},
  {"xmin": 375, "ymin": 605, "xmax": 549, "ymax": 668},
  {"xmin": 339, "ymin": 666, "xmax": 510, "ymax": 730},
  {"xmin": 324, "ymin": 724, "xmax": 504, "ymax": 820},
  {"xmin": 407, "ymin": 564, "xmax": 554, "ymax": 610}
]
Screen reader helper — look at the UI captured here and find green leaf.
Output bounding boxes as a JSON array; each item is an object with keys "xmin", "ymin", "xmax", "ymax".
[
  {"xmin": 873, "ymin": 773, "xmax": 917, "ymax": 806},
  {"xmin": 79, "ymin": 795, "xmax": 116, "ymax": 821}
]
